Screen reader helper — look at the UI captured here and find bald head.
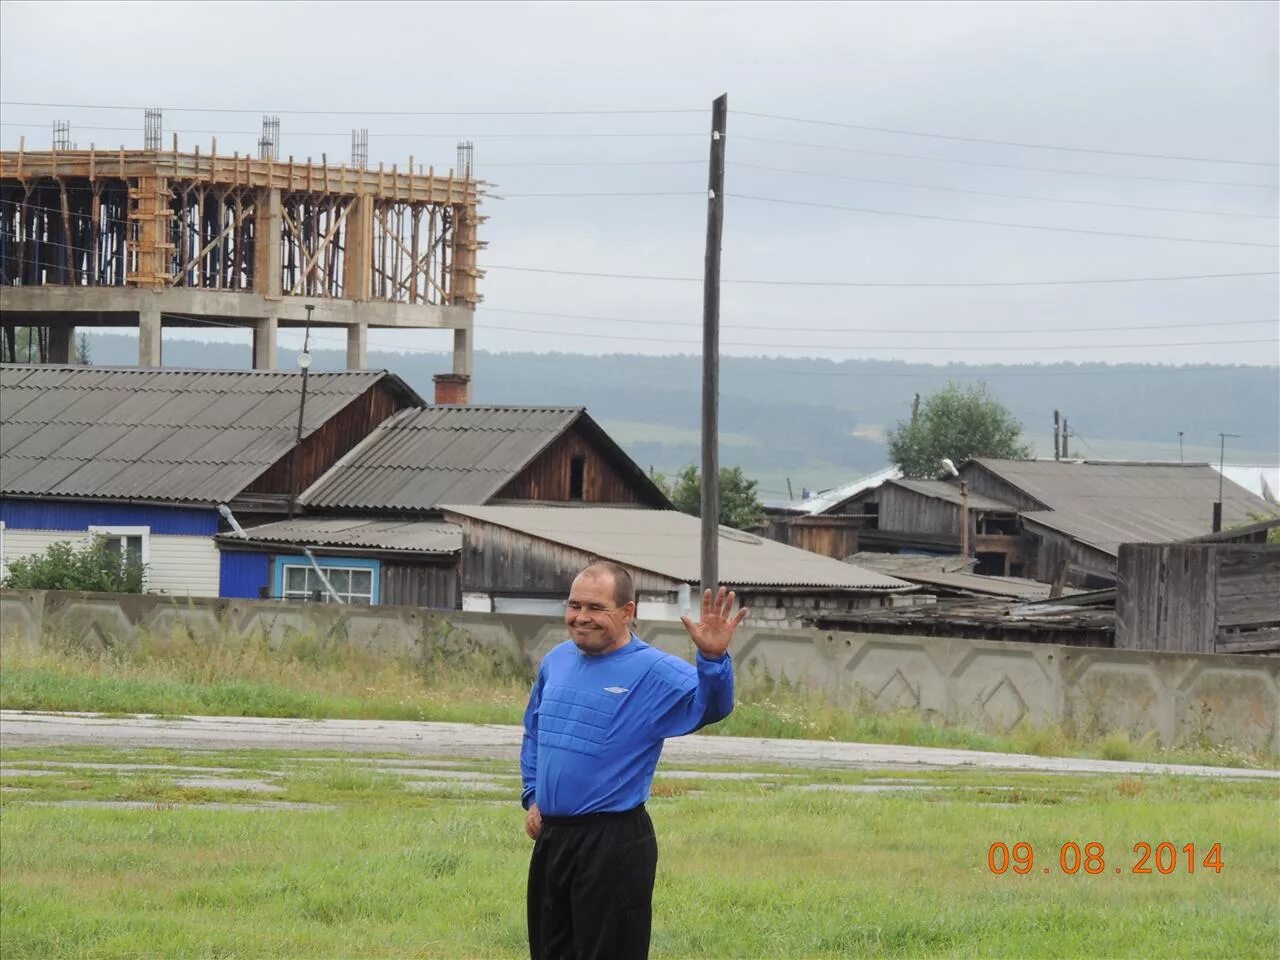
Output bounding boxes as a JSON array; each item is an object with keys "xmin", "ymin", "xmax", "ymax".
[{"xmin": 579, "ymin": 561, "xmax": 635, "ymax": 607}]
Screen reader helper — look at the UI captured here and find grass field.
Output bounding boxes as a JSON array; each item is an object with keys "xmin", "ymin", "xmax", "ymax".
[
  {"xmin": 1, "ymin": 744, "xmax": 1276, "ymax": 959},
  {"xmin": 2, "ymin": 634, "xmax": 1273, "ymax": 771}
]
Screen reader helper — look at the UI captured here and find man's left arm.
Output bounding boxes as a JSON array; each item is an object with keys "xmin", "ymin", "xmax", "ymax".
[
  {"xmin": 647, "ymin": 650, "xmax": 735, "ymax": 739},
  {"xmin": 647, "ymin": 586, "xmax": 746, "ymax": 738}
]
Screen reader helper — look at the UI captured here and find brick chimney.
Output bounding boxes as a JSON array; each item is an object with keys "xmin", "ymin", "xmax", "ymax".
[{"xmin": 432, "ymin": 373, "xmax": 470, "ymax": 405}]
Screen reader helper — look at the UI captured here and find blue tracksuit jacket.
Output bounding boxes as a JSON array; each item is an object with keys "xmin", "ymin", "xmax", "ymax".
[{"xmin": 520, "ymin": 636, "xmax": 734, "ymax": 816}]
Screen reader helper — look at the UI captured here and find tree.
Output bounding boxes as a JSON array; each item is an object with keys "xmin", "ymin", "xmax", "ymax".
[
  {"xmin": 664, "ymin": 465, "xmax": 763, "ymax": 531},
  {"xmin": 2, "ymin": 536, "xmax": 145, "ymax": 593},
  {"xmin": 887, "ymin": 382, "xmax": 1033, "ymax": 478},
  {"xmin": 76, "ymin": 332, "xmax": 91, "ymax": 365}
]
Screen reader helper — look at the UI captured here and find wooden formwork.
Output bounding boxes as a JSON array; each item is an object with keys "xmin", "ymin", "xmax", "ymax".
[{"xmin": 0, "ymin": 144, "xmax": 485, "ymax": 307}]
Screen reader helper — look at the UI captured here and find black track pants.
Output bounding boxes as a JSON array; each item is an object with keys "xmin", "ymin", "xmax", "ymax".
[{"xmin": 527, "ymin": 805, "xmax": 658, "ymax": 960}]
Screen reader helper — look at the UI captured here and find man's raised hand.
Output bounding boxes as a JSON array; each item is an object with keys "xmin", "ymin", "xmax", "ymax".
[{"xmin": 679, "ymin": 586, "xmax": 748, "ymax": 659}]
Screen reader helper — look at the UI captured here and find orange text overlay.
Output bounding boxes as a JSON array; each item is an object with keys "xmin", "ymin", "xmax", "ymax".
[{"xmin": 987, "ymin": 842, "xmax": 1224, "ymax": 876}]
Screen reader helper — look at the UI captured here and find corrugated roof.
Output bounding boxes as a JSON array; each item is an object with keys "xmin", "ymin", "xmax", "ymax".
[
  {"xmin": 302, "ymin": 406, "xmax": 669, "ymax": 511},
  {"xmin": 889, "ymin": 478, "xmax": 1017, "ymax": 512},
  {"xmin": 441, "ymin": 505, "xmax": 912, "ymax": 591},
  {"xmin": 221, "ymin": 517, "xmax": 460, "ymax": 554},
  {"xmin": 971, "ymin": 458, "xmax": 1273, "ymax": 554},
  {"xmin": 847, "ymin": 552, "xmax": 1070, "ymax": 599},
  {"xmin": 791, "ymin": 466, "xmax": 902, "ymax": 515},
  {"xmin": 0, "ymin": 364, "xmax": 417, "ymax": 503}
]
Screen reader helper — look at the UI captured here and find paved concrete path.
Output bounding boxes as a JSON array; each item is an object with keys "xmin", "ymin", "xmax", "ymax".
[{"xmin": 2, "ymin": 711, "xmax": 1275, "ymax": 780}]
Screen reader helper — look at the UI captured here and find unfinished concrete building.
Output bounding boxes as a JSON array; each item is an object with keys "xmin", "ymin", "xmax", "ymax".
[{"xmin": 0, "ymin": 124, "xmax": 483, "ymax": 399}]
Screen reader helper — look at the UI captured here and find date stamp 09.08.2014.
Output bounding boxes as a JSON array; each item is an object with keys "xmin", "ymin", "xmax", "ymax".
[{"xmin": 987, "ymin": 842, "xmax": 1224, "ymax": 877}]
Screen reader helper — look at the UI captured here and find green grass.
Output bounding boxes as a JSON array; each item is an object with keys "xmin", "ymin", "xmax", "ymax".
[
  {"xmin": 3, "ymin": 634, "xmax": 1275, "ymax": 770},
  {"xmin": 1, "ymin": 745, "xmax": 1276, "ymax": 959}
]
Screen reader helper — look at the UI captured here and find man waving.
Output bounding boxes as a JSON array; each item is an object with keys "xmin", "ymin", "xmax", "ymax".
[{"xmin": 521, "ymin": 561, "xmax": 748, "ymax": 960}]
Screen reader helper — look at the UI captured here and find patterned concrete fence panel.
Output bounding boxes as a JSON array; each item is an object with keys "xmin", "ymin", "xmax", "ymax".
[{"xmin": 2, "ymin": 590, "xmax": 1276, "ymax": 753}]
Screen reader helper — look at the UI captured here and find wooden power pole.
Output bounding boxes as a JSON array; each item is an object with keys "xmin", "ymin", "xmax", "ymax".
[{"xmin": 701, "ymin": 93, "xmax": 728, "ymax": 597}]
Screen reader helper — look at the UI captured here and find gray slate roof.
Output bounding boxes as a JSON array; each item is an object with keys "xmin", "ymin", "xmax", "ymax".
[
  {"xmin": 302, "ymin": 406, "xmax": 668, "ymax": 511},
  {"xmin": 889, "ymin": 478, "xmax": 1017, "ymax": 512},
  {"xmin": 971, "ymin": 458, "xmax": 1273, "ymax": 555},
  {"xmin": 442, "ymin": 505, "xmax": 912, "ymax": 591},
  {"xmin": 847, "ymin": 553, "xmax": 1071, "ymax": 600},
  {"xmin": 0, "ymin": 365, "xmax": 414, "ymax": 504},
  {"xmin": 222, "ymin": 517, "xmax": 460, "ymax": 555}
]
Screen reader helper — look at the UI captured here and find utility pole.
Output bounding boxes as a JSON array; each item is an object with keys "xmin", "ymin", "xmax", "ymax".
[
  {"xmin": 287, "ymin": 304, "xmax": 316, "ymax": 520},
  {"xmin": 1214, "ymin": 432, "xmax": 1240, "ymax": 532},
  {"xmin": 1178, "ymin": 431, "xmax": 1184, "ymax": 463},
  {"xmin": 1053, "ymin": 410, "xmax": 1061, "ymax": 461},
  {"xmin": 700, "ymin": 93, "xmax": 727, "ymax": 598},
  {"xmin": 1062, "ymin": 418, "xmax": 1070, "ymax": 459}
]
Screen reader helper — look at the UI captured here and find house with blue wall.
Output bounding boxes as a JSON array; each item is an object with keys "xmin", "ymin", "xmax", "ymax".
[{"xmin": 1, "ymin": 364, "xmax": 421, "ymax": 598}]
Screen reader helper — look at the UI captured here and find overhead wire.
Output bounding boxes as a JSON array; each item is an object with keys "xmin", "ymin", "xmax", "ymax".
[
  {"xmin": 480, "ymin": 264, "xmax": 1279, "ymax": 287},
  {"xmin": 84, "ymin": 313, "xmax": 1279, "ymax": 379},
  {"xmin": 728, "ymin": 161, "xmax": 1280, "ymax": 220},
  {"xmin": 478, "ymin": 306, "xmax": 1279, "ymax": 335},
  {"xmin": 8, "ymin": 99, "xmax": 1273, "ymax": 167},
  {"xmin": 148, "ymin": 308, "xmax": 1274, "ymax": 354},
  {"xmin": 725, "ymin": 192, "xmax": 1279, "ymax": 247},
  {"xmin": 733, "ymin": 110, "xmax": 1280, "ymax": 167},
  {"xmin": 8, "ymin": 200, "xmax": 1275, "ymax": 290},
  {"xmin": 734, "ymin": 135, "xmax": 1280, "ymax": 190}
]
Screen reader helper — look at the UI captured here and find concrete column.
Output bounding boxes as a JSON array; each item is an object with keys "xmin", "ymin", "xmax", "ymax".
[
  {"xmin": 451, "ymin": 327, "xmax": 473, "ymax": 402},
  {"xmin": 346, "ymin": 322, "xmax": 367, "ymax": 369},
  {"xmin": 139, "ymin": 307, "xmax": 162, "ymax": 367},
  {"xmin": 253, "ymin": 315, "xmax": 278, "ymax": 369},
  {"xmin": 47, "ymin": 324, "xmax": 75, "ymax": 364},
  {"xmin": 253, "ymin": 188, "xmax": 283, "ymax": 299}
]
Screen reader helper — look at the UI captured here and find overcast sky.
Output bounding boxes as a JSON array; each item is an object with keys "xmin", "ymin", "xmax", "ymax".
[{"xmin": 2, "ymin": 0, "xmax": 1277, "ymax": 365}]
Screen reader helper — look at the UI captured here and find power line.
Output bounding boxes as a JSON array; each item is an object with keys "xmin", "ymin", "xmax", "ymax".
[
  {"xmin": 734, "ymin": 110, "xmax": 1280, "ymax": 168},
  {"xmin": 0, "ymin": 122, "xmax": 705, "ymax": 141},
  {"xmin": 730, "ymin": 161, "xmax": 1279, "ymax": 221},
  {"xmin": 0, "ymin": 100, "xmax": 703, "ymax": 117},
  {"xmin": 9, "ymin": 99, "xmax": 1272, "ymax": 168},
  {"xmin": 483, "ymin": 160, "xmax": 704, "ymax": 168},
  {"xmin": 480, "ymin": 264, "xmax": 1279, "ymax": 288},
  {"xmin": 151, "ymin": 309, "xmax": 1275, "ymax": 353},
  {"xmin": 496, "ymin": 191, "xmax": 702, "ymax": 198},
  {"xmin": 479, "ymin": 306, "xmax": 1278, "ymax": 336},
  {"xmin": 132, "ymin": 317, "xmax": 1280, "ymax": 378},
  {"xmin": 727, "ymin": 192, "xmax": 1279, "ymax": 248},
  {"xmin": 736, "ymin": 135, "xmax": 1280, "ymax": 190},
  {"xmin": 474, "ymin": 324, "xmax": 1277, "ymax": 351}
]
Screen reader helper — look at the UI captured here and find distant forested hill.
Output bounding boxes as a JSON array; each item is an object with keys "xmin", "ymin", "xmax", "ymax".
[{"xmin": 78, "ymin": 333, "xmax": 1280, "ymax": 496}]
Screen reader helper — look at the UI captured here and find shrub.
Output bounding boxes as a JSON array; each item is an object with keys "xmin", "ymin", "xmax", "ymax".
[{"xmin": 2, "ymin": 536, "xmax": 146, "ymax": 593}]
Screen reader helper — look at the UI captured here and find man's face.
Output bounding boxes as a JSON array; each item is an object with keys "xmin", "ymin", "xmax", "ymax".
[{"xmin": 565, "ymin": 572, "xmax": 635, "ymax": 655}]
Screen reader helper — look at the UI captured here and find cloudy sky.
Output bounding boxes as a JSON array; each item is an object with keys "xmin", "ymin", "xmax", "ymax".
[{"xmin": 2, "ymin": 0, "xmax": 1277, "ymax": 365}]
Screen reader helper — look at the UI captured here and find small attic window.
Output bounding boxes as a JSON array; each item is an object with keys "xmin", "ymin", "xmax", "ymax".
[{"xmin": 569, "ymin": 456, "xmax": 586, "ymax": 500}]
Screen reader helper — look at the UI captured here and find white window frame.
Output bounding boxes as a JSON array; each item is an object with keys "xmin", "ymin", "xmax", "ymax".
[
  {"xmin": 88, "ymin": 525, "xmax": 151, "ymax": 577},
  {"xmin": 280, "ymin": 563, "xmax": 375, "ymax": 605}
]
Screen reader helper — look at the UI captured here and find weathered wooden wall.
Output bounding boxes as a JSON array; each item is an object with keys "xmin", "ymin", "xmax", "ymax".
[
  {"xmin": 495, "ymin": 426, "xmax": 659, "ymax": 506},
  {"xmin": 1023, "ymin": 521, "xmax": 1117, "ymax": 587},
  {"xmin": 1116, "ymin": 543, "xmax": 1280, "ymax": 654},
  {"xmin": 765, "ymin": 517, "xmax": 862, "ymax": 559},
  {"xmin": 381, "ymin": 560, "xmax": 459, "ymax": 611},
  {"xmin": 245, "ymin": 381, "xmax": 409, "ymax": 497},
  {"xmin": 879, "ymin": 486, "xmax": 960, "ymax": 537},
  {"xmin": 1215, "ymin": 547, "xmax": 1280, "ymax": 654},
  {"xmin": 452, "ymin": 515, "xmax": 677, "ymax": 597}
]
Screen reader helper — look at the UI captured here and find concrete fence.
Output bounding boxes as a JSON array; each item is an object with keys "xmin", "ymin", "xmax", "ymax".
[{"xmin": 2, "ymin": 589, "xmax": 1276, "ymax": 754}]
